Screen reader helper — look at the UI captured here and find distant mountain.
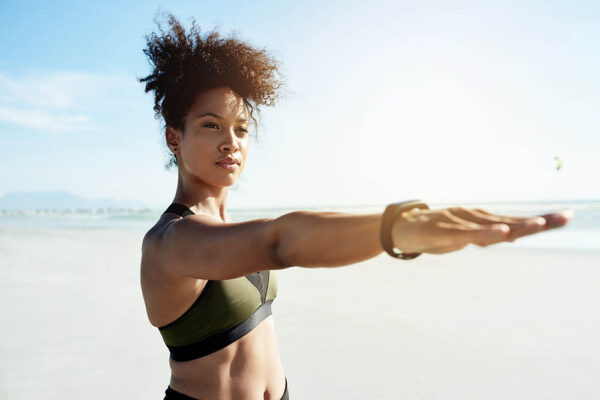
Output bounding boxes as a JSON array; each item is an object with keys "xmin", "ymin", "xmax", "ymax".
[{"xmin": 0, "ymin": 191, "xmax": 147, "ymax": 210}]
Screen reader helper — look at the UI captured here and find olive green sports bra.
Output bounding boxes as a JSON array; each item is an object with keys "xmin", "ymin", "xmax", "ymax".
[{"xmin": 158, "ymin": 203, "xmax": 278, "ymax": 362}]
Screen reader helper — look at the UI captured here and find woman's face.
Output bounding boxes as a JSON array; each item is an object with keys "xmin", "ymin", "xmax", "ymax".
[{"xmin": 172, "ymin": 86, "xmax": 250, "ymax": 188}]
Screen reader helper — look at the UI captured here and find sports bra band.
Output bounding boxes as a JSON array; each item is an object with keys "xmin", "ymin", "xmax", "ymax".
[
  {"xmin": 164, "ymin": 203, "xmax": 196, "ymax": 217},
  {"xmin": 166, "ymin": 301, "xmax": 273, "ymax": 361}
]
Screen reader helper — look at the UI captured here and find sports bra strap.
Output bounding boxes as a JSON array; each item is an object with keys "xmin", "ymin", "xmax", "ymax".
[{"xmin": 163, "ymin": 203, "xmax": 196, "ymax": 217}]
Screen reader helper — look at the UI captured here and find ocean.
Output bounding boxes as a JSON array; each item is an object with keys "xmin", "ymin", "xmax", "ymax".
[{"xmin": 0, "ymin": 199, "xmax": 598, "ymax": 251}]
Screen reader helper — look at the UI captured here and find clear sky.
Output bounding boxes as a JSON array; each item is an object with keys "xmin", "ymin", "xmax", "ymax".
[{"xmin": 1, "ymin": 0, "xmax": 598, "ymax": 209}]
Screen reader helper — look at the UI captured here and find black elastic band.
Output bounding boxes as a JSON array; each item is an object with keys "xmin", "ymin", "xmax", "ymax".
[
  {"xmin": 164, "ymin": 376, "xmax": 288, "ymax": 400},
  {"xmin": 167, "ymin": 301, "xmax": 273, "ymax": 362},
  {"xmin": 163, "ymin": 203, "xmax": 196, "ymax": 218},
  {"xmin": 164, "ymin": 386, "xmax": 197, "ymax": 400}
]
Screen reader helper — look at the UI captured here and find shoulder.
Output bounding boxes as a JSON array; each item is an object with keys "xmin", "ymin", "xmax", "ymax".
[
  {"xmin": 140, "ymin": 215, "xmax": 182, "ymax": 279},
  {"xmin": 140, "ymin": 217, "xmax": 205, "ymax": 325},
  {"xmin": 141, "ymin": 217, "xmax": 170, "ymax": 265},
  {"xmin": 140, "ymin": 214, "xmax": 216, "ymax": 275}
]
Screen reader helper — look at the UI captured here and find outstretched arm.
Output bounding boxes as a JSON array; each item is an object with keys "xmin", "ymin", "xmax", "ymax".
[
  {"xmin": 149, "ymin": 204, "xmax": 573, "ymax": 280},
  {"xmin": 273, "ymin": 207, "xmax": 573, "ymax": 267}
]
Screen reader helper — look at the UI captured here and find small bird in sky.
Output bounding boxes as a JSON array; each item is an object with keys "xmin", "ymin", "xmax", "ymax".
[{"xmin": 554, "ymin": 156, "xmax": 563, "ymax": 171}]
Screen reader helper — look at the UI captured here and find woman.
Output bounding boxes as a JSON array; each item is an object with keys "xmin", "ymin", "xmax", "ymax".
[{"xmin": 139, "ymin": 15, "xmax": 573, "ymax": 400}]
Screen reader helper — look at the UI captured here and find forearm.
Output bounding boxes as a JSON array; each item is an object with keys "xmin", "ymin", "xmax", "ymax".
[{"xmin": 272, "ymin": 210, "xmax": 384, "ymax": 268}]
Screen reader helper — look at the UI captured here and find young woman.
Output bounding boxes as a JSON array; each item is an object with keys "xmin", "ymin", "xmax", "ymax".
[{"xmin": 139, "ymin": 15, "xmax": 573, "ymax": 400}]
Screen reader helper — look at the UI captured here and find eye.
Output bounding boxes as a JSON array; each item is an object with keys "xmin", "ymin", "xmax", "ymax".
[
  {"xmin": 204, "ymin": 122, "xmax": 219, "ymax": 129},
  {"xmin": 237, "ymin": 127, "xmax": 249, "ymax": 134}
]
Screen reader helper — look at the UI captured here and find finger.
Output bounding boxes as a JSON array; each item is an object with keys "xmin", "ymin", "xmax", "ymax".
[
  {"xmin": 472, "ymin": 208, "xmax": 576, "ymax": 232},
  {"xmin": 502, "ymin": 218, "xmax": 547, "ymax": 242},
  {"xmin": 457, "ymin": 207, "xmax": 536, "ymax": 224},
  {"xmin": 451, "ymin": 208, "xmax": 558, "ymax": 238},
  {"xmin": 538, "ymin": 210, "xmax": 575, "ymax": 230},
  {"xmin": 435, "ymin": 221, "xmax": 510, "ymax": 250},
  {"xmin": 439, "ymin": 209, "xmax": 482, "ymax": 228},
  {"xmin": 499, "ymin": 210, "xmax": 574, "ymax": 240},
  {"xmin": 441, "ymin": 220, "xmax": 554, "ymax": 248}
]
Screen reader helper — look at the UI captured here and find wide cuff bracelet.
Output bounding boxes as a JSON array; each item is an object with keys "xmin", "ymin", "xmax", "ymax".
[{"xmin": 380, "ymin": 200, "xmax": 429, "ymax": 259}]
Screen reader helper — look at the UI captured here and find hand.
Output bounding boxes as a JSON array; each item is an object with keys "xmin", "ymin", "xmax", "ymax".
[{"xmin": 391, "ymin": 206, "xmax": 575, "ymax": 255}]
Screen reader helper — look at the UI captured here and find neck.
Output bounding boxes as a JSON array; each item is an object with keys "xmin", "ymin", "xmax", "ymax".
[{"xmin": 172, "ymin": 172, "xmax": 230, "ymax": 222}]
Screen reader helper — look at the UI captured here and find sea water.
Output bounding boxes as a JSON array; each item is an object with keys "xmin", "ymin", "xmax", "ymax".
[{"xmin": 1, "ymin": 200, "xmax": 598, "ymax": 251}]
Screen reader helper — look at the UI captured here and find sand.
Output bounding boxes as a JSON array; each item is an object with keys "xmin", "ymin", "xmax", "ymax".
[{"xmin": 0, "ymin": 224, "xmax": 599, "ymax": 399}]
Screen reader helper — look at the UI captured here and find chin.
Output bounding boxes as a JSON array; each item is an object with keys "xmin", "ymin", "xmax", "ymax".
[{"xmin": 215, "ymin": 176, "xmax": 240, "ymax": 188}]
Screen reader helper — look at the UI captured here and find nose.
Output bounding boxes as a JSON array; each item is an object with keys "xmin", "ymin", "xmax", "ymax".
[{"xmin": 219, "ymin": 128, "xmax": 240, "ymax": 154}]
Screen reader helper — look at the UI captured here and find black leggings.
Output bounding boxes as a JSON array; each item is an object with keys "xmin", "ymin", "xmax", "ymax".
[{"xmin": 164, "ymin": 378, "xmax": 289, "ymax": 400}]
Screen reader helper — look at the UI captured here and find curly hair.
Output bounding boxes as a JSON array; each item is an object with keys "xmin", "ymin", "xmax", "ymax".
[{"xmin": 139, "ymin": 13, "xmax": 283, "ymax": 169}]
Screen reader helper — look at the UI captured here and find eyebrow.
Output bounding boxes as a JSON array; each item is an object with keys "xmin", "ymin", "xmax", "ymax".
[{"xmin": 198, "ymin": 112, "xmax": 248, "ymax": 123}]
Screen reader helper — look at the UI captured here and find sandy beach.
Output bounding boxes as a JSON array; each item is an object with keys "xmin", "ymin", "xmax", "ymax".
[{"xmin": 1, "ymin": 223, "xmax": 599, "ymax": 399}]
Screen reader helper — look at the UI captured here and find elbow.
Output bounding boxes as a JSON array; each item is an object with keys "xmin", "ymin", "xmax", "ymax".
[
  {"xmin": 265, "ymin": 215, "xmax": 294, "ymax": 270},
  {"xmin": 271, "ymin": 245, "xmax": 293, "ymax": 270}
]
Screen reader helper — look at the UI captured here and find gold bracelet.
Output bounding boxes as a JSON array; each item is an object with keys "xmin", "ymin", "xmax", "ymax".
[{"xmin": 380, "ymin": 200, "xmax": 429, "ymax": 259}]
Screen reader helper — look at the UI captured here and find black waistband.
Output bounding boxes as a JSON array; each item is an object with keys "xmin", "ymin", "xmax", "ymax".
[
  {"xmin": 167, "ymin": 301, "xmax": 273, "ymax": 362},
  {"xmin": 164, "ymin": 376, "xmax": 288, "ymax": 400}
]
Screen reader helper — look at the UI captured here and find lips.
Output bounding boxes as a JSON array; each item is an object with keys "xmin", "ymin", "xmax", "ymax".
[
  {"xmin": 215, "ymin": 156, "xmax": 240, "ymax": 166},
  {"xmin": 215, "ymin": 156, "xmax": 241, "ymax": 172}
]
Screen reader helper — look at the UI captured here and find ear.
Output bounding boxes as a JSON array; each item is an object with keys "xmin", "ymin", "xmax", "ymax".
[{"xmin": 165, "ymin": 126, "xmax": 181, "ymax": 153}]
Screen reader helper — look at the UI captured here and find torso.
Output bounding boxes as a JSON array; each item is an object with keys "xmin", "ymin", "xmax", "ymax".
[{"xmin": 141, "ymin": 212, "xmax": 286, "ymax": 400}]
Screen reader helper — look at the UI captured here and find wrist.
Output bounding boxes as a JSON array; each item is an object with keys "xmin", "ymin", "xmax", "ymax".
[{"xmin": 380, "ymin": 200, "xmax": 429, "ymax": 259}]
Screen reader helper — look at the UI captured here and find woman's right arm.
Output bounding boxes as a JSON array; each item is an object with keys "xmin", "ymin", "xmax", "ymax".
[{"xmin": 145, "ymin": 206, "xmax": 573, "ymax": 280}]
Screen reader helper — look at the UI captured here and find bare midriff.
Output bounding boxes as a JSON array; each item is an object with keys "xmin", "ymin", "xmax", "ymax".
[{"xmin": 167, "ymin": 316, "xmax": 287, "ymax": 400}]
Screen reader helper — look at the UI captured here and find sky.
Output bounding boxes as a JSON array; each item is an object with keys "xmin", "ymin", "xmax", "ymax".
[{"xmin": 0, "ymin": 0, "xmax": 598, "ymax": 209}]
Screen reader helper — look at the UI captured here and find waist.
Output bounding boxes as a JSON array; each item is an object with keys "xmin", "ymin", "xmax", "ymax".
[{"xmin": 168, "ymin": 315, "xmax": 286, "ymax": 399}]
